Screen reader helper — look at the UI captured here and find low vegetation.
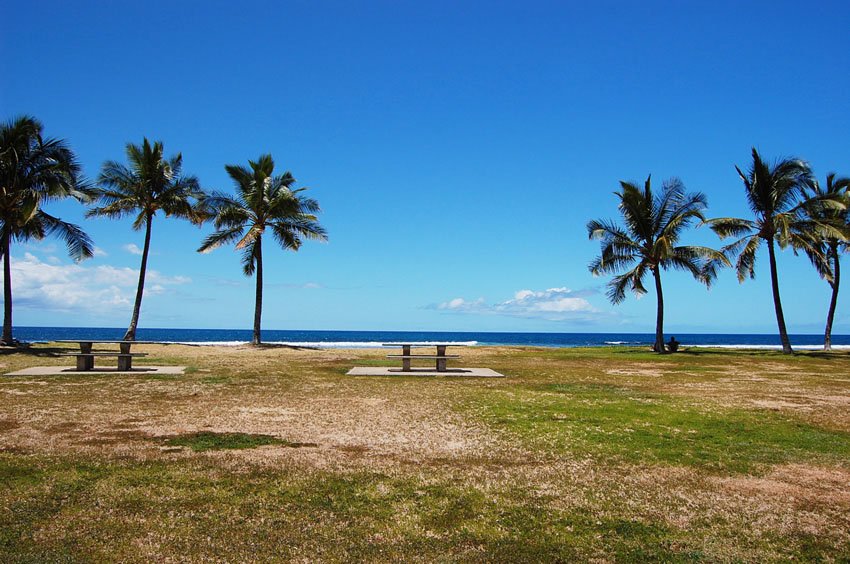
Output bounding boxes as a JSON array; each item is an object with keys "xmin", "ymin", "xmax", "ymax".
[
  {"xmin": 0, "ymin": 343, "xmax": 848, "ymax": 561},
  {"xmin": 163, "ymin": 431, "xmax": 305, "ymax": 452},
  {"xmin": 471, "ymin": 382, "xmax": 850, "ymax": 473}
]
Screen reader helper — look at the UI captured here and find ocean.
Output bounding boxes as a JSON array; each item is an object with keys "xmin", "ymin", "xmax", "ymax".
[{"xmin": 10, "ymin": 327, "xmax": 850, "ymax": 350}]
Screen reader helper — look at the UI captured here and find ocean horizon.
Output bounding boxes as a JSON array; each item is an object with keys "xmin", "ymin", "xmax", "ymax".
[{"xmin": 11, "ymin": 326, "xmax": 850, "ymax": 350}]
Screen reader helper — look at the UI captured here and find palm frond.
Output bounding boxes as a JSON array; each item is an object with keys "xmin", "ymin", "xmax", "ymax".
[
  {"xmin": 703, "ymin": 217, "xmax": 756, "ymax": 239},
  {"xmin": 240, "ymin": 240, "xmax": 260, "ymax": 276},
  {"xmin": 198, "ymin": 226, "xmax": 244, "ymax": 253},
  {"xmin": 731, "ymin": 235, "xmax": 762, "ymax": 282},
  {"xmin": 85, "ymin": 198, "xmax": 140, "ymax": 220},
  {"xmin": 589, "ymin": 175, "xmax": 721, "ymax": 304},
  {"xmin": 37, "ymin": 211, "xmax": 94, "ymax": 261},
  {"xmin": 131, "ymin": 211, "xmax": 150, "ymax": 231},
  {"xmin": 667, "ymin": 245, "xmax": 729, "ymax": 287},
  {"xmin": 224, "ymin": 164, "xmax": 254, "ymax": 198},
  {"xmin": 617, "ymin": 179, "xmax": 653, "ymax": 241},
  {"xmin": 202, "ymin": 155, "xmax": 326, "ymax": 276},
  {"xmin": 798, "ymin": 238, "xmax": 833, "ymax": 282},
  {"xmin": 606, "ymin": 264, "xmax": 647, "ymax": 305},
  {"xmin": 235, "ymin": 225, "xmax": 262, "ymax": 250},
  {"xmin": 664, "ymin": 254, "xmax": 702, "ymax": 279},
  {"xmin": 0, "ymin": 116, "xmax": 92, "ymax": 263},
  {"xmin": 657, "ymin": 190, "xmax": 708, "ymax": 243},
  {"xmin": 90, "ymin": 139, "xmax": 206, "ymax": 247},
  {"xmin": 269, "ymin": 217, "xmax": 328, "ymax": 251},
  {"xmin": 589, "ymin": 252, "xmax": 637, "ymax": 276}
]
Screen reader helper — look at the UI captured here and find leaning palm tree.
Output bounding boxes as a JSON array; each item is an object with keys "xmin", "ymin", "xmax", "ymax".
[
  {"xmin": 198, "ymin": 155, "xmax": 326, "ymax": 345},
  {"xmin": 87, "ymin": 139, "xmax": 205, "ymax": 341},
  {"xmin": 588, "ymin": 176, "xmax": 724, "ymax": 353},
  {"xmin": 704, "ymin": 148, "xmax": 819, "ymax": 354},
  {"xmin": 799, "ymin": 173, "xmax": 850, "ymax": 351},
  {"xmin": 0, "ymin": 116, "xmax": 94, "ymax": 345}
]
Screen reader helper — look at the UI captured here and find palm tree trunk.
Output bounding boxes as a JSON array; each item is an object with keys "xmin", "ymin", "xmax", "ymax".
[
  {"xmin": 653, "ymin": 267, "xmax": 665, "ymax": 353},
  {"xmin": 824, "ymin": 249, "xmax": 840, "ymax": 352},
  {"xmin": 2, "ymin": 228, "xmax": 13, "ymax": 346},
  {"xmin": 124, "ymin": 213, "xmax": 153, "ymax": 341},
  {"xmin": 252, "ymin": 237, "xmax": 263, "ymax": 346},
  {"xmin": 767, "ymin": 237, "xmax": 793, "ymax": 354}
]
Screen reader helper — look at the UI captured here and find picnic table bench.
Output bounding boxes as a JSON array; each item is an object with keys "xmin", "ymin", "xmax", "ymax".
[
  {"xmin": 55, "ymin": 340, "xmax": 156, "ymax": 371},
  {"xmin": 382, "ymin": 343, "xmax": 466, "ymax": 372}
]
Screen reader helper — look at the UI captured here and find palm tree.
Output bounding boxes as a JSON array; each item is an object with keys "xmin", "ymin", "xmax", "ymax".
[
  {"xmin": 799, "ymin": 173, "xmax": 850, "ymax": 351},
  {"xmin": 704, "ymin": 148, "xmax": 817, "ymax": 354},
  {"xmin": 198, "ymin": 154, "xmax": 327, "ymax": 345},
  {"xmin": 588, "ymin": 176, "xmax": 724, "ymax": 353},
  {"xmin": 0, "ymin": 116, "xmax": 94, "ymax": 345},
  {"xmin": 87, "ymin": 139, "xmax": 204, "ymax": 341}
]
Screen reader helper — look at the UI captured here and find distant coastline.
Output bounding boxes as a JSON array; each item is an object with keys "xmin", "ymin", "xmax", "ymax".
[{"xmin": 12, "ymin": 327, "xmax": 850, "ymax": 350}]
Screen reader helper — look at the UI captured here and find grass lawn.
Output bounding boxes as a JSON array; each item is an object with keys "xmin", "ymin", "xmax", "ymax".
[{"xmin": 1, "ymin": 343, "xmax": 849, "ymax": 562}]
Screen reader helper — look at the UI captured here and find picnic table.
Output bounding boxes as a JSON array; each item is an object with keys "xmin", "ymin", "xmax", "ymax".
[
  {"xmin": 55, "ymin": 340, "xmax": 154, "ymax": 371},
  {"xmin": 382, "ymin": 343, "xmax": 467, "ymax": 372}
]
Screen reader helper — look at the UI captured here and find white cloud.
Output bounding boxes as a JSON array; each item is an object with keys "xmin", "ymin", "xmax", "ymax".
[
  {"xmin": 123, "ymin": 243, "xmax": 143, "ymax": 256},
  {"xmin": 432, "ymin": 287, "xmax": 600, "ymax": 321},
  {"xmin": 437, "ymin": 297, "xmax": 486, "ymax": 311},
  {"xmin": 93, "ymin": 247, "xmax": 108, "ymax": 257},
  {"xmin": 23, "ymin": 242, "xmax": 57, "ymax": 254},
  {"xmin": 8, "ymin": 253, "xmax": 190, "ymax": 316},
  {"xmin": 269, "ymin": 281, "xmax": 325, "ymax": 290},
  {"xmin": 498, "ymin": 287, "xmax": 595, "ymax": 314}
]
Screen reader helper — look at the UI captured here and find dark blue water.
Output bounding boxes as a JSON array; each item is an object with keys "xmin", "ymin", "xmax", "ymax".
[{"xmin": 10, "ymin": 327, "xmax": 850, "ymax": 349}]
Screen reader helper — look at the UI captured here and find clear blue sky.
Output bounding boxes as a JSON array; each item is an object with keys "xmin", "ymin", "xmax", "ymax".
[{"xmin": 2, "ymin": 0, "xmax": 849, "ymax": 334}]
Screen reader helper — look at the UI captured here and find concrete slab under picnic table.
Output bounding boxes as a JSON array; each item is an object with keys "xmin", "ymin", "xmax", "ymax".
[
  {"xmin": 346, "ymin": 367, "xmax": 504, "ymax": 378},
  {"xmin": 4, "ymin": 366, "xmax": 186, "ymax": 376}
]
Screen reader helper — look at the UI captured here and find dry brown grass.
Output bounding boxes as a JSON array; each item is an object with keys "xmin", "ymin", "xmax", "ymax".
[{"xmin": 1, "ymin": 343, "xmax": 849, "ymax": 561}]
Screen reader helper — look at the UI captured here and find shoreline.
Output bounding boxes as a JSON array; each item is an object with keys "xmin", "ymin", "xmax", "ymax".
[{"xmin": 15, "ymin": 340, "xmax": 850, "ymax": 351}]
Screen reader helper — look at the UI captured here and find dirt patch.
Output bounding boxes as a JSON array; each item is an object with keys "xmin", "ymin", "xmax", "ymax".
[
  {"xmin": 0, "ymin": 419, "xmax": 20, "ymax": 432},
  {"xmin": 605, "ymin": 368, "xmax": 663, "ymax": 377},
  {"xmin": 751, "ymin": 399, "xmax": 811, "ymax": 410},
  {"xmin": 45, "ymin": 421, "xmax": 80, "ymax": 434},
  {"xmin": 714, "ymin": 463, "xmax": 850, "ymax": 506},
  {"xmin": 76, "ymin": 429, "xmax": 152, "ymax": 446},
  {"xmin": 336, "ymin": 444, "xmax": 371, "ymax": 454}
]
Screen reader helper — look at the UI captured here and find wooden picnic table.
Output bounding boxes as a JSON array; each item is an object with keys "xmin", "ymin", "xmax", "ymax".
[
  {"xmin": 382, "ymin": 343, "xmax": 467, "ymax": 372},
  {"xmin": 54, "ymin": 340, "xmax": 155, "ymax": 371}
]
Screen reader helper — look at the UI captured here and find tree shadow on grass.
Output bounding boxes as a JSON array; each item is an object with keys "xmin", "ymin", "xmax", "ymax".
[
  {"xmin": 675, "ymin": 349, "xmax": 849, "ymax": 361},
  {"xmin": 254, "ymin": 343, "xmax": 322, "ymax": 351},
  {"xmin": 0, "ymin": 345, "xmax": 73, "ymax": 358}
]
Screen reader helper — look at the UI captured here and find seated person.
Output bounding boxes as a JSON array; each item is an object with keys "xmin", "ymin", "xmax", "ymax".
[{"xmin": 666, "ymin": 336, "xmax": 680, "ymax": 352}]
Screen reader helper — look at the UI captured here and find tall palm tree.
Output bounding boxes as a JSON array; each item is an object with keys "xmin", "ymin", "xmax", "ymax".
[
  {"xmin": 87, "ymin": 139, "xmax": 204, "ymax": 341},
  {"xmin": 198, "ymin": 154, "xmax": 327, "ymax": 345},
  {"xmin": 588, "ymin": 176, "xmax": 724, "ymax": 353},
  {"xmin": 0, "ymin": 116, "xmax": 94, "ymax": 345},
  {"xmin": 799, "ymin": 173, "xmax": 850, "ymax": 351},
  {"xmin": 704, "ymin": 148, "xmax": 818, "ymax": 354}
]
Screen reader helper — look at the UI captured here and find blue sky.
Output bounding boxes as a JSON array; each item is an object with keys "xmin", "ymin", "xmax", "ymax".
[{"xmin": 2, "ymin": 0, "xmax": 849, "ymax": 334}]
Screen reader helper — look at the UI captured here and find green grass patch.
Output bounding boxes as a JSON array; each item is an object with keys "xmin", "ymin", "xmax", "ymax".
[
  {"xmin": 0, "ymin": 454, "xmax": 731, "ymax": 562},
  {"xmin": 163, "ymin": 432, "xmax": 312, "ymax": 452},
  {"xmin": 470, "ymin": 383, "xmax": 850, "ymax": 473},
  {"xmin": 140, "ymin": 372, "xmax": 182, "ymax": 381},
  {"xmin": 349, "ymin": 359, "xmax": 397, "ymax": 367}
]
